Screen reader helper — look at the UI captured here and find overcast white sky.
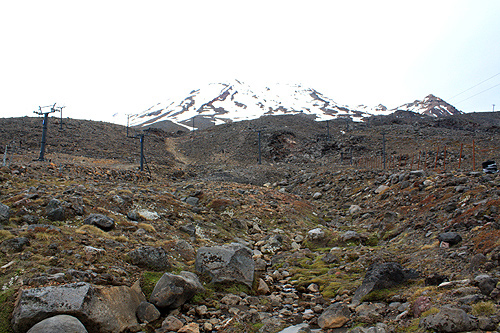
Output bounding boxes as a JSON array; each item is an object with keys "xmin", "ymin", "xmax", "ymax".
[{"xmin": 1, "ymin": 0, "xmax": 499, "ymax": 124}]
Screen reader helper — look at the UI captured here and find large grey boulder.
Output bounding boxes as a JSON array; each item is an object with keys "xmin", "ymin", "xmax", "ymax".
[
  {"xmin": 195, "ymin": 243, "xmax": 255, "ymax": 287},
  {"xmin": 149, "ymin": 271, "xmax": 204, "ymax": 309},
  {"xmin": 83, "ymin": 214, "xmax": 115, "ymax": 231},
  {"xmin": 12, "ymin": 281, "xmax": 145, "ymax": 333},
  {"xmin": 419, "ymin": 306, "xmax": 478, "ymax": 332},
  {"xmin": 127, "ymin": 246, "xmax": 171, "ymax": 271},
  {"xmin": 26, "ymin": 315, "xmax": 88, "ymax": 333},
  {"xmin": 0, "ymin": 203, "xmax": 11, "ymax": 224},
  {"xmin": 352, "ymin": 262, "xmax": 419, "ymax": 305}
]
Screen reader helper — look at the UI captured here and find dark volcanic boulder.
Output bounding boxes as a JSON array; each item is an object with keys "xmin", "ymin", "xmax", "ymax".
[
  {"xmin": 45, "ymin": 199, "xmax": 66, "ymax": 221},
  {"xmin": 352, "ymin": 262, "xmax": 419, "ymax": 304},
  {"xmin": 195, "ymin": 243, "xmax": 255, "ymax": 287},
  {"xmin": 83, "ymin": 214, "xmax": 115, "ymax": 231},
  {"xmin": 127, "ymin": 246, "xmax": 171, "ymax": 271},
  {"xmin": 438, "ymin": 232, "xmax": 462, "ymax": 246},
  {"xmin": 149, "ymin": 271, "xmax": 204, "ymax": 309},
  {"xmin": 26, "ymin": 314, "xmax": 88, "ymax": 333}
]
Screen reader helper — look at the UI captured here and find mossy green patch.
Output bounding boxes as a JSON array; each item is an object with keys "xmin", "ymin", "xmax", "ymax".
[
  {"xmin": 472, "ymin": 301, "xmax": 496, "ymax": 316},
  {"xmin": 0, "ymin": 288, "xmax": 16, "ymax": 333},
  {"xmin": 140, "ymin": 271, "xmax": 164, "ymax": 299},
  {"xmin": 361, "ymin": 287, "xmax": 400, "ymax": 302}
]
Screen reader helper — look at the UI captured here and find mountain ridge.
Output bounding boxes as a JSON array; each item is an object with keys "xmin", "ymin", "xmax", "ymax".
[{"xmin": 128, "ymin": 80, "xmax": 462, "ymax": 130}]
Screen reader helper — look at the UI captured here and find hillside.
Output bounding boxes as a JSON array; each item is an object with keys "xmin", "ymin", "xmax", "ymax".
[{"xmin": 0, "ymin": 112, "xmax": 500, "ymax": 333}]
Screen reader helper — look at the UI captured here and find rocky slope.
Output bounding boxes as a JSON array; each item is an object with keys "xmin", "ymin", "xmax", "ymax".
[{"xmin": 0, "ymin": 113, "xmax": 499, "ymax": 333}]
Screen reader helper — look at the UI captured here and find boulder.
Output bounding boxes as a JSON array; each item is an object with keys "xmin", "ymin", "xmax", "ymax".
[
  {"xmin": 419, "ymin": 306, "xmax": 478, "ymax": 332},
  {"xmin": 374, "ymin": 185, "xmax": 390, "ymax": 194},
  {"xmin": 149, "ymin": 271, "xmax": 204, "ymax": 309},
  {"xmin": 12, "ymin": 281, "xmax": 145, "ymax": 333},
  {"xmin": 185, "ymin": 197, "xmax": 199, "ymax": 206},
  {"xmin": 474, "ymin": 274, "xmax": 498, "ymax": 296},
  {"xmin": 412, "ymin": 296, "xmax": 432, "ymax": 317},
  {"xmin": 173, "ymin": 240, "xmax": 196, "ymax": 261},
  {"xmin": 127, "ymin": 246, "xmax": 171, "ymax": 271},
  {"xmin": 1, "ymin": 237, "xmax": 30, "ymax": 253},
  {"xmin": 83, "ymin": 214, "xmax": 115, "ymax": 231},
  {"xmin": 352, "ymin": 262, "xmax": 419, "ymax": 304},
  {"xmin": 26, "ymin": 314, "xmax": 88, "ymax": 333},
  {"xmin": 179, "ymin": 223, "xmax": 196, "ymax": 237},
  {"xmin": 45, "ymin": 199, "xmax": 66, "ymax": 221},
  {"xmin": 354, "ymin": 302, "xmax": 386, "ymax": 323},
  {"xmin": 0, "ymin": 202, "xmax": 11, "ymax": 224},
  {"xmin": 127, "ymin": 209, "xmax": 159, "ymax": 221},
  {"xmin": 195, "ymin": 243, "xmax": 255, "ymax": 287},
  {"xmin": 438, "ymin": 232, "xmax": 462, "ymax": 246},
  {"xmin": 318, "ymin": 302, "xmax": 351, "ymax": 329},
  {"xmin": 307, "ymin": 228, "xmax": 325, "ymax": 241},
  {"xmin": 312, "ymin": 192, "xmax": 322, "ymax": 200},
  {"xmin": 161, "ymin": 316, "xmax": 184, "ymax": 331},
  {"xmin": 136, "ymin": 301, "xmax": 160, "ymax": 323},
  {"xmin": 349, "ymin": 205, "xmax": 362, "ymax": 215}
]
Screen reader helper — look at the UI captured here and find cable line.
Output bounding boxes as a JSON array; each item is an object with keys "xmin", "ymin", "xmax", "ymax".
[
  {"xmin": 455, "ymin": 82, "xmax": 500, "ymax": 104},
  {"xmin": 449, "ymin": 72, "xmax": 500, "ymax": 100}
]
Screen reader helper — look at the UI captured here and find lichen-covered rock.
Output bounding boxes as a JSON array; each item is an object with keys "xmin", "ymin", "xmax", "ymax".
[
  {"xmin": 195, "ymin": 243, "xmax": 255, "ymax": 287},
  {"xmin": 419, "ymin": 306, "xmax": 478, "ymax": 332},
  {"xmin": 127, "ymin": 246, "xmax": 171, "ymax": 271}
]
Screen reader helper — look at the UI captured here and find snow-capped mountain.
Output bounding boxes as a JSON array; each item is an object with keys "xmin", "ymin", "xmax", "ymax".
[
  {"xmin": 390, "ymin": 94, "xmax": 462, "ymax": 117},
  {"xmin": 129, "ymin": 80, "xmax": 461, "ymax": 130}
]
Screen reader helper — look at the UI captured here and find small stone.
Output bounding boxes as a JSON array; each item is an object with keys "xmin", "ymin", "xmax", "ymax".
[
  {"xmin": 348, "ymin": 205, "xmax": 362, "ymax": 215},
  {"xmin": 178, "ymin": 322, "xmax": 200, "ymax": 333},
  {"xmin": 257, "ymin": 278, "xmax": 270, "ymax": 295},
  {"xmin": 307, "ymin": 283, "xmax": 320, "ymax": 293},
  {"xmin": 162, "ymin": 316, "xmax": 183, "ymax": 331}
]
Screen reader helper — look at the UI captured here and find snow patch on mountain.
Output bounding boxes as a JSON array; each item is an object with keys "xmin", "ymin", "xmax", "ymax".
[
  {"xmin": 129, "ymin": 81, "xmax": 461, "ymax": 130},
  {"xmin": 391, "ymin": 94, "xmax": 462, "ymax": 117}
]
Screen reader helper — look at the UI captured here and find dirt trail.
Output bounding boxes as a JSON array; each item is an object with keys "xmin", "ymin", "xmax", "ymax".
[{"xmin": 164, "ymin": 137, "xmax": 191, "ymax": 167}]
